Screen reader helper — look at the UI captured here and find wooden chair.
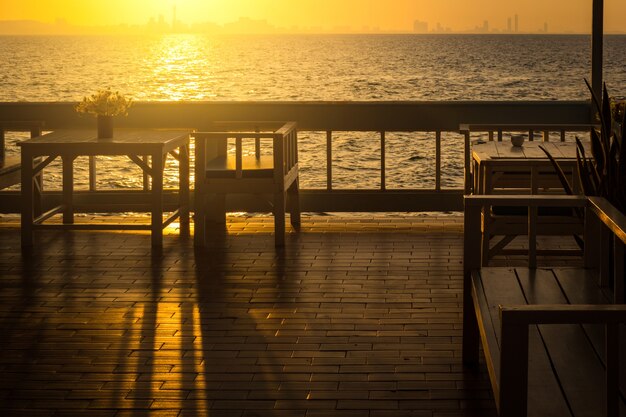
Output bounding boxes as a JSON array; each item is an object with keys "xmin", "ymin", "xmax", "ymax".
[
  {"xmin": 0, "ymin": 121, "xmax": 45, "ymax": 214},
  {"xmin": 193, "ymin": 122, "xmax": 300, "ymax": 247},
  {"xmin": 460, "ymin": 124, "xmax": 594, "ymax": 265}
]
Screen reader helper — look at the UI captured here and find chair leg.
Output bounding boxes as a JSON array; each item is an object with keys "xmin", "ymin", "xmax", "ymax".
[
  {"xmin": 34, "ymin": 172, "xmax": 43, "ymax": 218},
  {"xmin": 288, "ymin": 179, "xmax": 301, "ymax": 227},
  {"xmin": 482, "ymin": 211, "xmax": 491, "ymax": 267},
  {"xmin": 274, "ymin": 192, "xmax": 286, "ymax": 247},
  {"xmin": 194, "ymin": 191, "xmax": 206, "ymax": 247}
]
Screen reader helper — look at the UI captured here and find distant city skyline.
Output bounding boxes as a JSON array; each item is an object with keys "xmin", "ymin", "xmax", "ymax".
[{"xmin": 1, "ymin": 0, "xmax": 626, "ymax": 35}]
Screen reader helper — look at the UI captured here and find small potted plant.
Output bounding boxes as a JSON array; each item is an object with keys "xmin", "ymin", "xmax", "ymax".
[{"xmin": 75, "ymin": 88, "xmax": 133, "ymax": 139}]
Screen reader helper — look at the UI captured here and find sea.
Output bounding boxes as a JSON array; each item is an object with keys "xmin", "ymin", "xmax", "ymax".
[{"xmin": 1, "ymin": 34, "xmax": 626, "ymax": 192}]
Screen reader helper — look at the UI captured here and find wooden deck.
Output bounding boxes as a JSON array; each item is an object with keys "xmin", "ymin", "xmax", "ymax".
[{"xmin": 0, "ymin": 214, "xmax": 501, "ymax": 417}]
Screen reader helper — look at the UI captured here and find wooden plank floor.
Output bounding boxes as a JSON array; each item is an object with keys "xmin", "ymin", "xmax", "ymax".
[{"xmin": 0, "ymin": 214, "xmax": 497, "ymax": 417}]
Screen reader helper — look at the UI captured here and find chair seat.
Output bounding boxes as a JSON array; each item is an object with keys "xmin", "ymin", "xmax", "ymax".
[
  {"xmin": 205, "ymin": 155, "xmax": 274, "ymax": 179},
  {"xmin": 0, "ymin": 156, "xmax": 20, "ymax": 176}
]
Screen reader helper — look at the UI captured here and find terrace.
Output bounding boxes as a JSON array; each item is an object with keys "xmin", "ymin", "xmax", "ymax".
[{"xmin": 1, "ymin": 2, "xmax": 623, "ymax": 416}]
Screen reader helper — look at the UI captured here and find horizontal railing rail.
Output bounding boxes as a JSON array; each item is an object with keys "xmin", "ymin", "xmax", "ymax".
[{"xmin": 0, "ymin": 101, "xmax": 592, "ymax": 214}]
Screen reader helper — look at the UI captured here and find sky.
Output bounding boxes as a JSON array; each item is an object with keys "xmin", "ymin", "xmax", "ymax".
[{"xmin": 1, "ymin": 0, "xmax": 625, "ymax": 33}]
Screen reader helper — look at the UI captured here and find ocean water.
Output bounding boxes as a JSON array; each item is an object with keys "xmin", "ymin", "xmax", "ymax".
[{"xmin": 1, "ymin": 34, "xmax": 625, "ymax": 191}]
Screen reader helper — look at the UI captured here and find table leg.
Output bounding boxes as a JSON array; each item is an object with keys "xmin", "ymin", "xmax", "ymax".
[
  {"xmin": 151, "ymin": 152, "xmax": 164, "ymax": 247},
  {"xmin": 62, "ymin": 155, "xmax": 75, "ymax": 224},
  {"xmin": 484, "ymin": 167, "xmax": 492, "ymax": 195},
  {"xmin": 531, "ymin": 166, "xmax": 539, "ymax": 194},
  {"xmin": 21, "ymin": 149, "xmax": 35, "ymax": 247},
  {"xmin": 194, "ymin": 136, "xmax": 206, "ymax": 247},
  {"xmin": 179, "ymin": 143, "xmax": 190, "ymax": 235}
]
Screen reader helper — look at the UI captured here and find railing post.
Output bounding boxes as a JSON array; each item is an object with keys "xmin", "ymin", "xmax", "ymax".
[
  {"xmin": 143, "ymin": 155, "xmax": 150, "ymax": 191},
  {"xmin": 464, "ymin": 130, "xmax": 471, "ymax": 194},
  {"xmin": 591, "ymin": 0, "xmax": 604, "ymax": 101},
  {"xmin": 435, "ymin": 131, "xmax": 441, "ymax": 191},
  {"xmin": 380, "ymin": 131, "xmax": 386, "ymax": 191},
  {"xmin": 528, "ymin": 205, "xmax": 538, "ymax": 268},
  {"xmin": 463, "ymin": 198, "xmax": 481, "ymax": 365},
  {"xmin": 0, "ymin": 130, "xmax": 5, "ymax": 160},
  {"xmin": 614, "ymin": 236, "xmax": 625, "ymax": 303},
  {"xmin": 326, "ymin": 131, "xmax": 332, "ymax": 191},
  {"xmin": 89, "ymin": 156, "xmax": 97, "ymax": 191}
]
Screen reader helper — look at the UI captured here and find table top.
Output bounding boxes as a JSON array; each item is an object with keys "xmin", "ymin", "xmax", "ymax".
[
  {"xmin": 18, "ymin": 129, "xmax": 190, "ymax": 155},
  {"xmin": 472, "ymin": 141, "xmax": 590, "ymax": 164}
]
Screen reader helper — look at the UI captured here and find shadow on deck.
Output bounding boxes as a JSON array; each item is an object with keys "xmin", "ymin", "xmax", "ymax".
[{"xmin": 0, "ymin": 214, "xmax": 500, "ymax": 417}]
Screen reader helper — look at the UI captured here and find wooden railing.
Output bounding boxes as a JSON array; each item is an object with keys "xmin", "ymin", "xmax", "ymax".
[{"xmin": 0, "ymin": 101, "xmax": 592, "ymax": 214}]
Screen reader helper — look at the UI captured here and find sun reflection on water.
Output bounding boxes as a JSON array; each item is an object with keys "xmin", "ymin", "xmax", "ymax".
[{"xmin": 145, "ymin": 34, "xmax": 218, "ymax": 101}]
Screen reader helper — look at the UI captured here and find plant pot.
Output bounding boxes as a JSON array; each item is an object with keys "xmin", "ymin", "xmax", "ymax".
[{"xmin": 97, "ymin": 115, "xmax": 113, "ymax": 139}]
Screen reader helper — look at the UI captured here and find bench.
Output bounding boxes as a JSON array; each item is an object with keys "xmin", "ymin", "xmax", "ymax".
[
  {"xmin": 0, "ymin": 121, "xmax": 44, "ymax": 189},
  {"xmin": 463, "ymin": 195, "xmax": 626, "ymax": 417},
  {"xmin": 1, "ymin": 121, "xmax": 45, "ymax": 216}
]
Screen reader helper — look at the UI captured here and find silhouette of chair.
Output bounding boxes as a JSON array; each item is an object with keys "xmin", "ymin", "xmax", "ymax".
[{"xmin": 193, "ymin": 122, "xmax": 300, "ymax": 247}]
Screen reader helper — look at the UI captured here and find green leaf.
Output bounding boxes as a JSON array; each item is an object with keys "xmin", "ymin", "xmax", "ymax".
[
  {"xmin": 539, "ymin": 145, "xmax": 574, "ymax": 195},
  {"xmin": 590, "ymin": 126, "xmax": 607, "ymax": 176},
  {"xmin": 576, "ymin": 148, "xmax": 595, "ymax": 196}
]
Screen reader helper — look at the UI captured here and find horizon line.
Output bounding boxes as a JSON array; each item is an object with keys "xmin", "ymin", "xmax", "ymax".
[{"xmin": 1, "ymin": 19, "xmax": 624, "ymax": 36}]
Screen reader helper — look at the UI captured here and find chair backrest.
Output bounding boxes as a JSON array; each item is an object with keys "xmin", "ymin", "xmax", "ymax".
[
  {"xmin": 464, "ymin": 194, "xmax": 626, "ymax": 302},
  {"xmin": 192, "ymin": 121, "xmax": 298, "ymax": 185}
]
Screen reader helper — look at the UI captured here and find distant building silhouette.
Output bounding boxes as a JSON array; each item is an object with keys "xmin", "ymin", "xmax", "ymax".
[
  {"xmin": 515, "ymin": 14, "xmax": 519, "ymax": 33},
  {"xmin": 413, "ymin": 20, "xmax": 428, "ymax": 34},
  {"xmin": 507, "ymin": 17, "xmax": 512, "ymax": 33}
]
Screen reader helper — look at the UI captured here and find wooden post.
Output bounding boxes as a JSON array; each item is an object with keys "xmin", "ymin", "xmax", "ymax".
[
  {"xmin": 462, "ymin": 199, "xmax": 481, "ymax": 365},
  {"xmin": 464, "ymin": 131, "xmax": 471, "ymax": 194},
  {"xmin": 606, "ymin": 323, "xmax": 619, "ymax": 417},
  {"xmin": 89, "ymin": 156, "xmax": 97, "ymax": 191},
  {"xmin": 528, "ymin": 206, "xmax": 538, "ymax": 269},
  {"xmin": 435, "ymin": 131, "xmax": 442, "ymax": 191},
  {"xmin": 326, "ymin": 131, "xmax": 332, "ymax": 191},
  {"xmin": 591, "ymin": 0, "xmax": 604, "ymax": 101},
  {"xmin": 614, "ymin": 237, "xmax": 625, "ymax": 303},
  {"xmin": 62, "ymin": 155, "xmax": 75, "ymax": 225},
  {"xmin": 380, "ymin": 131, "xmax": 386, "ymax": 191},
  {"xmin": 20, "ymin": 148, "xmax": 34, "ymax": 247},
  {"xmin": 151, "ymin": 151, "xmax": 164, "ymax": 247},
  {"xmin": 179, "ymin": 142, "xmax": 190, "ymax": 235},
  {"xmin": 0, "ymin": 130, "xmax": 5, "ymax": 160},
  {"xmin": 499, "ymin": 314, "xmax": 529, "ymax": 417},
  {"xmin": 194, "ymin": 135, "xmax": 206, "ymax": 247}
]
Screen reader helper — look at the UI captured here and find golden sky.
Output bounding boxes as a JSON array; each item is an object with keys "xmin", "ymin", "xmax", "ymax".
[{"xmin": 1, "ymin": 0, "xmax": 625, "ymax": 33}]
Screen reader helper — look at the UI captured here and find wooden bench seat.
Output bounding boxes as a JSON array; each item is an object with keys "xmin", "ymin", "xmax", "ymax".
[
  {"xmin": 0, "ymin": 121, "xmax": 44, "ymax": 187},
  {"xmin": 205, "ymin": 154, "xmax": 275, "ymax": 178},
  {"xmin": 0, "ymin": 155, "xmax": 22, "ymax": 189},
  {"xmin": 472, "ymin": 266, "xmax": 626, "ymax": 417},
  {"xmin": 0, "ymin": 121, "xmax": 45, "ymax": 214},
  {"xmin": 464, "ymin": 195, "xmax": 626, "ymax": 417}
]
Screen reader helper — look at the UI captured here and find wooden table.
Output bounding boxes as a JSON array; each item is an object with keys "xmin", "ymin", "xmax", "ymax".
[
  {"xmin": 19, "ymin": 129, "xmax": 190, "ymax": 247},
  {"xmin": 471, "ymin": 141, "xmax": 589, "ymax": 194}
]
